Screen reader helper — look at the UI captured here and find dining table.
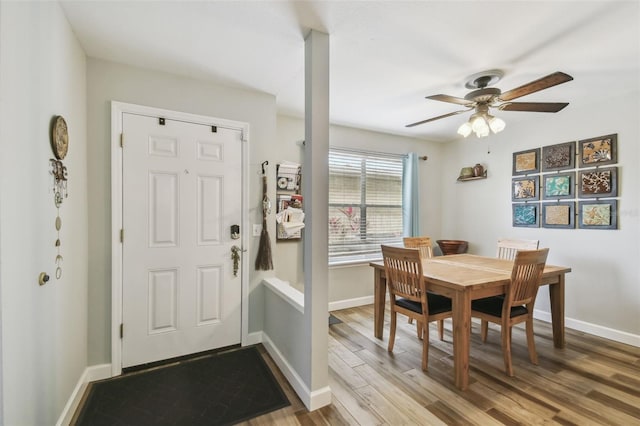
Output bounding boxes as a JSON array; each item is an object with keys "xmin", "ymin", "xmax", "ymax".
[{"xmin": 369, "ymin": 253, "xmax": 571, "ymax": 390}]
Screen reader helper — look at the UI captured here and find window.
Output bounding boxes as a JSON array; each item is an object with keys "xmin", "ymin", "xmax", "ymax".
[{"xmin": 329, "ymin": 148, "xmax": 404, "ymax": 265}]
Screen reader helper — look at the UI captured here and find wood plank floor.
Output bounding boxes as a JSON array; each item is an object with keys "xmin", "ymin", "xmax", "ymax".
[{"xmin": 244, "ymin": 304, "xmax": 640, "ymax": 425}]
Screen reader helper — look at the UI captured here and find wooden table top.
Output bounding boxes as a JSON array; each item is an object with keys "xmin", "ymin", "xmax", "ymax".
[{"xmin": 370, "ymin": 254, "xmax": 571, "ymax": 291}]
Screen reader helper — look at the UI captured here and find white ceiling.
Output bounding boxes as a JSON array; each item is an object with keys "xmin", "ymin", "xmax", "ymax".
[{"xmin": 60, "ymin": 0, "xmax": 639, "ymax": 143}]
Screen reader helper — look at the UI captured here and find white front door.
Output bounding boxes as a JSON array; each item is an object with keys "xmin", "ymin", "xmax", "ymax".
[{"xmin": 121, "ymin": 112, "xmax": 243, "ymax": 368}]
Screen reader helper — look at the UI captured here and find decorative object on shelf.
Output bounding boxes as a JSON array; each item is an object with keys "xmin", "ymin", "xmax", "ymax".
[
  {"xmin": 578, "ymin": 134, "xmax": 617, "ymax": 167},
  {"xmin": 512, "ymin": 203, "xmax": 540, "ymax": 228},
  {"xmin": 512, "ymin": 176, "xmax": 540, "ymax": 201},
  {"xmin": 436, "ymin": 239, "xmax": 468, "ymax": 255},
  {"xmin": 49, "ymin": 115, "xmax": 70, "ymax": 280},
  {"xmin": 578, "ymin": 166, "xmax": 618, "ymax": 198},
  {"xmin": 542, "ymin": 141, "xmax": 575, "ymax": 171},
  {"xmin": 255, "ymin": 161, "xmax": 273, "ymax": 270},
  {"xmin": 512, "ymin": 148, "xmax": 540, "ymax": 175},
  {"xmin": 542, "ymin": 172, "xmax": 575, "ymax": 200},
  {"xmin": 578, "ymin": 200, "xmax": 617, "ymax": 229},
  {"xmin": 458, "ymin": 167, "xmax": 474, "ymax": 179},
  {"xmin": 457, "ymin": 165, "xmax": 487, "ymax": 181},
  {"xmin": 542, "ymin": 202, "xmax": 575, "ymax": 229}
]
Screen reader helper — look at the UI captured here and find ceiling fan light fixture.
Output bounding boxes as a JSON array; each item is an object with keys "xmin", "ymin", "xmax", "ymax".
[
  {"xmin": 470, "ymin": 115, "xmax": 489, "ymax": 134},
  {"xmin": 488, "ymin": 115, "xmax": 506, "ymax": 133},
  {"xmin": 457, "ymin": 122, "xmax": 472, "ymax": 137}
]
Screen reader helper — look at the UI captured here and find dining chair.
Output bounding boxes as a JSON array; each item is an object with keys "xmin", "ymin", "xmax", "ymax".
[
  {"xmin": 471, "ymin": 248, "xmax": 549, "ymax": 377},
  {"xmin": 402, "ymin": 237, "xmax": 446, "ymax": 338},
  {"xmin": 403, "ymin": 236, "xmax": 434, "ymax": 259},
  {"xmin": 496, "ymin": 238, "xmax": 540, "ymax": 260},
  {"xmin": 381, "ymin": 245, "xmax": 452, "ymax": 371}
]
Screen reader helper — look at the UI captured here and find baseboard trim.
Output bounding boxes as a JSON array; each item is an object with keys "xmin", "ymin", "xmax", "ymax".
[
  {"xmin": 245, "ymin": 331, "xmax": 263, "ymax": 346},
  {"xmin": 56, "ymin": 364, "xmax": 111, "ymax": 426},
  {"xmin": 534, "ymin": 309, "xmax": 639, "ymax": 347},
  {"xmin": 329, "ymin": 295, "xmax": 374, "ymax": 312},
  {"xmin": 261, "ymin": 332, "xmax": 331, "ymax": 411}
]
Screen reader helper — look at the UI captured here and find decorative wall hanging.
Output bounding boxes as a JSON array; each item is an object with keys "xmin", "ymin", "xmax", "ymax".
[
  {"xmin": 512, "ymin": 176, "xmax": 540, "ymax": 201},
  {"xmin": 50, "ymin": 115, "xmax": 69, "ymax": 279},
  {"xmin": 578, "ymin": 134, "xmax": 617, "ymax": 167},
  {"xmin": 542, "ymin": 202, "xmax": 575, "ymax": 229},
  {"xmin": 541, "ymin": 141, "xmax": 575, "ymax": 171},
  {"xmin": 512, "ymin": 203, "xmax": 539, "ymax": 228},
  {"xmin": 512, "ymin": 148, "xmax": 540, "ymax": 175},
  {"xmin": 275, "ymin": 162, "xmax": 304, "ymax": 240},
  {"xmin": 543, "ymin": 172, "xmax": 575, "ymax": 200},
  {"xmin": 578, "ymin": 200, "xmax": 617, "ymax": 229},
  {"xmin": 578, "ymin": 166, "xmax": 618, "ymax": 198}
]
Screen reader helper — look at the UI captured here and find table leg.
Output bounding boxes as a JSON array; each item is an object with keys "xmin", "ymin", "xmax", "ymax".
[
  {"xmin": 374, "ymin": 268, "xmax": 386, "ymax": 339},
  {"xmin": 453, "ymin": 290, "xmax": 471, "ymax": 390},
  {"xmin": 549, "ymin": 273, "xmax": 566, "ymax": 348}
]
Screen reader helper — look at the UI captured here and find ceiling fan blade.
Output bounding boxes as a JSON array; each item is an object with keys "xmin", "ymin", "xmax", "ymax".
[
  {"xmin": 426, "ymin": 94, "xmax": 474, "ymax": 106},
  {"xmin": 405, "ymin": 109, "xmax": 470, "ymax": 128},
  {"xmin": 498, "ymin": 102, "xmax": 569, "ymax": 112},
  {"xmin": 498, "ymin": 72, "xmax": 573, "ymax": 102}
]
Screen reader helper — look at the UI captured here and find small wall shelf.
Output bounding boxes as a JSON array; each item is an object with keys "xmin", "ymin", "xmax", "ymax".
[{"xmin": 457, "ymin": 171, "xmax": 487, "ymax": 182}]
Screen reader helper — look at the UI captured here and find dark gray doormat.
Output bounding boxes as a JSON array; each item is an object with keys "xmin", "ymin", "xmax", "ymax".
[{"xmin": 74, "ymin": 345, "xmax": 290, "ymax": 426}]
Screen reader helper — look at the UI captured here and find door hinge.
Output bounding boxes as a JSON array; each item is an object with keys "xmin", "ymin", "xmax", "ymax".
[
  {"xmin": 120, "ymin": 229, "xmax": 124, "ymax": 243},
  {"xmin": 120, "ymin": 323, "xmax": 123, "ymax": 339},
  {"xmin": 120, "ymin": 133, "xmax": 124, "ymax": 148}
]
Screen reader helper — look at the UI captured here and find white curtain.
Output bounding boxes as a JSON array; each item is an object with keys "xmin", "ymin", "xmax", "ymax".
[{"xmin": 402, "ymin": 152, "xmax": 420, "ymax": 236}]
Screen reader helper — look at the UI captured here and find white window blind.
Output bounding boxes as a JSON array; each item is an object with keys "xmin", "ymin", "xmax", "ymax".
[{"xmin": 329, "ymin": 148, "xmax": 404, "ymax": 264}]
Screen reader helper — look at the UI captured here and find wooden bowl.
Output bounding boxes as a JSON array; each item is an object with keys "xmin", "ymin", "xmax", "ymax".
[{"xmin": 436, "ymin": 239, "xmax": 469, "ymax": 255}]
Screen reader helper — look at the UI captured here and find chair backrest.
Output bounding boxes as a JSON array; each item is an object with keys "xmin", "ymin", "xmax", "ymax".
[
  {"xmin": 496, "ymin": 238, "xmax": 540, "ymax": 260},
  {"xmin": 403, "ymin": 236, "xmax": 434, "ymax": 259},
  {"xmin": 507, "ymin": 248, "xmax": 549, "ymax": 308},
  {"xmin": 381, "ymin": 245, "xmax": 426, "ymax": 305}
]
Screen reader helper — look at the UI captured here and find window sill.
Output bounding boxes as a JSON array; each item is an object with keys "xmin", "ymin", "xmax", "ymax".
[{"xmin": 329, "ymin": 257, "xmax": 382, "ymax": 269}]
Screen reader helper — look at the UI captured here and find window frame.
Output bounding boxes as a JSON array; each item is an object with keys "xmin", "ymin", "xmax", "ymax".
[{"xmin": 328, "ymin": 147, "xmax": 405, "ymax": 266}]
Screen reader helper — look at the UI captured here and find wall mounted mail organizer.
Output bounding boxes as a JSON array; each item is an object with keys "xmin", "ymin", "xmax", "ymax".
[
  {"xmin": 511, "ymin": 133, "xmax": 618, "ymax": 230},
  {"xmin": 276, "ymin": 162, "xmax": 304, "ymax": 239}
]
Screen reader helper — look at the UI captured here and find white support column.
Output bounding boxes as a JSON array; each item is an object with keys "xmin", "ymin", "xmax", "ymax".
[{"xmin": 302, "ymin": 29, "xmax": 331, "ymax": 410}]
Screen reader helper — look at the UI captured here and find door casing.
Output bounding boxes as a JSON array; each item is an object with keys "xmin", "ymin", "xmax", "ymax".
[{"xmin": 110, "ymin": 101, "xmax": 250, "ymax": 376}]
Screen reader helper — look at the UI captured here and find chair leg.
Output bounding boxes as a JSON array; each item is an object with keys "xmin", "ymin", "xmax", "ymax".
[
  {"xmin": 388, "ymin": 311, "xmax": 397, "ymax": 352},
  {"xmin": 416, "ymin": 321, "xmax": 423, "ymax": 340},
  {"xmin": 408, "ymin": 318, "xmax": 414, "ymax": 324},
  {"xmin": 502, "ymin": 325, "xmax": 514, "ymax": 377},
  {"xmin": 438, "ymin": 319, "xmax": 444, "ymax": 340},
  {"xmin": 480, "ymin": 320, "xmax": 489, "ymax": 342},
  {"xmin": 526, "ymin": 317, "xmax": 538, "ymax": 365},
  {"xmin": 422, "ymin": 319, "xmax": 430, "ymax": 371}
]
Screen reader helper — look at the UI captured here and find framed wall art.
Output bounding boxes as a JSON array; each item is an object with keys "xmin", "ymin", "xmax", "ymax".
[
  {"xmin": 512, "ymin": 176, "xmax": 540, "ymax": 201},
  {"xmin": 578, "ymin": 134, "xmax": 617, "ymax": 167},
  {"xmin": 578, "ymin": 200, "xmax": 617, "ymax": 229},
  {"xmin": 578, "ymin": 167, "xmax": 618, "ymax": 198},
  {"xmin": 512, "ymin": 203, "xmax": 539, "ymax": 228},
  {"xmin": 512, "ymin": 148, "xmax": 540, "ymax": 175},
  {"xmin": 542, "ymin": 202, "xmax": 575, "ymax": 229},
  {"xmin": 541, "ymin": 141, "xmax": 575, "ymax": 171},
  {"xmin": 543, "ymin": 172, "xmax": 575, "ymax": 200}
]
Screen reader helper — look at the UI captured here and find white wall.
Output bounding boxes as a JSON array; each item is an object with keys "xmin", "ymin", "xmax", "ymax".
[
  {"xmin": 0, "ymin": 2, "xmax": 88, "ymax": 424},
  {"xmin": 275, "ymin": 115, "xmax": 444, "ymax": 302},
  {"xmin": 440, "ymin": 90, "xmax": 640, "ymax": 341},
  {"xmin": 86, "ymin": 58, "xmax": 277, "ymax": 364}
]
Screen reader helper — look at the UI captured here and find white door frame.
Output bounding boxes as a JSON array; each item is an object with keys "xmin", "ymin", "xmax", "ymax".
[{"xmin": 110, "ymin": 101, "xmax": 250, "ymax": 376}]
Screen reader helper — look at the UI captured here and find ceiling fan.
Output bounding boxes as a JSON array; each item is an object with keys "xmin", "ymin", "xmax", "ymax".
[{"xmin": 406, "ymin": 70, "xmax": 573, "ymax": 137}]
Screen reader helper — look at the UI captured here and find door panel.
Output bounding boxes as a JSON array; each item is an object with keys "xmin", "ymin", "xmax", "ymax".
[{"xmin": 122, "ymin": 113, "xmax": 242, "ymax": 368}]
